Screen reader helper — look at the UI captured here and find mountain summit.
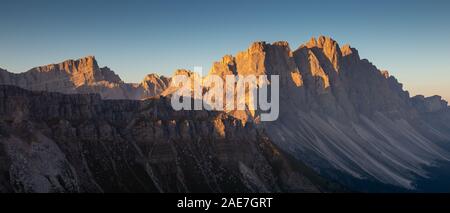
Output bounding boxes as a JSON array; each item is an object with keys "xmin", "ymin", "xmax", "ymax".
[
  {"xmin": 1, "ymin": 36, "xmax": 449, "ymax": 191},
  {"xmin": 205, "ymin": 36, "xmax": 450, "ymax": 189},
  {"xmin": 0, "ymin": 56, "xmax": 169, "ymax": 99}
]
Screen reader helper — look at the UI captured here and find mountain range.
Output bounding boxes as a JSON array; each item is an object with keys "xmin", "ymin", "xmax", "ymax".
[
  {"xmin": 1, "ymin": 36, "xmax": 449, "ymax": 192},
  {"xmin": 0, "ymin": 56, "xmax": 170, "ymax": 100}
]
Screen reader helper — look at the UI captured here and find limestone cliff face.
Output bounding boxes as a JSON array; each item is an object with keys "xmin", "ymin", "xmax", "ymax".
[
  {"xmin": 28, "ymin": 56, "xmax": 123, "ymax": 86},
  {"xmin": 206, "ymin": 36, "xmax": 450, "ymax": 190},
  {"xmin": 208, "ymin": 36, "xmax": 420, "ymax": 120},
  {"xmin": 0, "ymin": 56, "xmax": 169, "ymax": 100},
  {"xmin": 1, "ymin": 36, "xmax": 450, "ymax": 192},
  {"xmin": 0, "ymin": 85, "xmax": 334, "ymax": 193},
  {"xmin": 141, "ymin": 74, "xmax": 170, "ymax": 97},
  {"xmin": 0, "ymin": 56, "xmax": 121, "ymax": 91}
]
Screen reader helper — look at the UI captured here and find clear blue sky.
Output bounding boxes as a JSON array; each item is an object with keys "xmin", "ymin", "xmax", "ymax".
[{"xmin": 1, "ymin": 0, "xmax": 449, "ymax": 100}]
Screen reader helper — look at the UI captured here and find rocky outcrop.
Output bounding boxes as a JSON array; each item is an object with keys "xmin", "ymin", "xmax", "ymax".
[
  {"xmin": 0, "ymin": 56, "xmax": 169, "ymax": 100},
  {"xmin": 141, "ymin": 74, "xmax": 170, "ymax": 97},
  {"xmin": 1, "ymin": 36, "xmax": 450, "ymax": 192},
  {"xmin": 0, "ymin": 85, "xmax": 334, "ymax": 193},
  {"xmin": 412, "ymin": 95, "xmax": 448, "ymax": 113},
  {"xmin": 205, "ymin": 36, "xmax": 450, "ymax": 190}
]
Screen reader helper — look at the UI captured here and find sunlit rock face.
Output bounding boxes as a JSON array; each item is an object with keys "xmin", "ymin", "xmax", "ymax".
[
  {"xmin": 1, "ymin": 36, "xmax": 450, "ymax": 191},
  {"xmin": 205, "ymin": 36, "xmax": 450, "ymax": 190},
  {"xmin": 0, "ymin": 56, "xmax": 170, "ymax": 100}
]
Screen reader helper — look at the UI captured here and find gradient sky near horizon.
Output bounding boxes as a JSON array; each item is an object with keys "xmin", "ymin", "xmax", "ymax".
[{"xmin": 1, "ymin": 0, "xmax": 449, "ymax": 101}]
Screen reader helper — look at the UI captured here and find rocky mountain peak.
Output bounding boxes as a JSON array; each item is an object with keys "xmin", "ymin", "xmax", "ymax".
[
  {"xmin": 1, "ymin": 37, "xmax": 450, "ymax": 192},
  {"xmin": 341, "ymin": 44, "xmax": 360, "ymax": 66},
  {"xmin": 247, "ymin": 41, "xmax": 268, "ymax": 53},
  {"xmin": 380, "ymin": 70, "xmax": 390, "ymax": 78},
  {"xmin": 305, "ymin": 37, "xmax": 318, "ymax": 47},
  {"xmin": 173, "ymin": 69, "xmax": 195, "ymax": 77},
  {"xmin": 143, "ymin": 73, "xmax": 161, "ymax": 82},
  {"xmin": 33, "ymin": 55, "xmax": 98, "ymax": 73},
  {"xmin": 26, "ymin": 55, "xmax": 123, "ymax": 87},
  {"xmin": 139, "ymin": 73, "xmax": 170, "ymax": 98},
  {"xmin": 304, "ymin": 36, "xmax": 342, "ymax": 71},
  {"xmin": 141, "ymin": 73, "xmax": 169, "ymax": 88},
  {"xmin": 272, "ymin": 41, "xmax": 290, "ymax": 48},
  {"xmin": 221, "ymin": 55, "xmax": 235, "ymax": 64},
  {"xmin": 209, "ymin": 55, "xmax": 237, "ymax": 78},
  {"xmin": 341, "ymin": 44, "xmax": 354, "ymax": 56},
  {"xmin": 412, "ymin": 95, "xmax": 449, "ymax": 113},
  {"xmin": 304, "ymin": 36, "xmax": 337, "ymax": 49}
]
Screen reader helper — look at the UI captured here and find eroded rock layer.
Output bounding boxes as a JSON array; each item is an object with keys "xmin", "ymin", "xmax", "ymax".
[{"xmin": 0, "ymin": 85, "xmax": 332, "ymax": 193}]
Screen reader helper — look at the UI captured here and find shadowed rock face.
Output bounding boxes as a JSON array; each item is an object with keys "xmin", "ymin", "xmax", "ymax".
[
  {"xmin": 412, "ymin": 95, "xmax": 448, "ymax": 113},
  {"xmin": 1, "ymin": 36, "xmax": 450, "ymax": 191},
  {"xmin": 207, "ymin": 36, "xmax": 450, "ymax": 190},
  {"xmin": 0, "ymin": 85, "xmax": 333, "ymax": 193}
]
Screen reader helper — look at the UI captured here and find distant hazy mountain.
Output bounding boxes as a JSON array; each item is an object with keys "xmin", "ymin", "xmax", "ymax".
[
  {"xmin": 0, "ymin": 56, "xmax": 169, "ymax": 100},
  {"xmin": 0, "ymin": 36, "xmax": 449, "ymax": 192}
]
